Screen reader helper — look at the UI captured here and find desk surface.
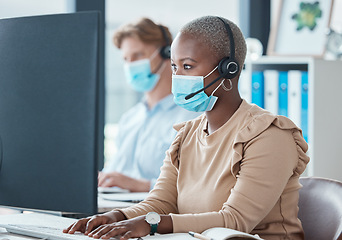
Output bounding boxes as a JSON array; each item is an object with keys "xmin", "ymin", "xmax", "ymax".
[
  {"xmin": 98, "ymin": 191, "xmax": 148, "ymax": 212},
  {"xmin": 0, "ymin": 191, "xmax": 146, "ymax": 239},
  {"xmin": 0, "ymin": 213, "xmax": 76, "ymax": 240},
  {"xmin": 0, "ymin": 192, "xmax": 148, "ymax": 239},
  {"xmin": 97, "ymin": 194, "xmax": 135, "ymax": 212},
  {"xmin": 0, "ymin": 213, "xmax": 193, "ymax": 240}
]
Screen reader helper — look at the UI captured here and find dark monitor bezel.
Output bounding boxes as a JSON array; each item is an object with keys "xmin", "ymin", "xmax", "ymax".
[{"xmin": 0, "ymin": 11, "xmax": 103, "ymax": 215}]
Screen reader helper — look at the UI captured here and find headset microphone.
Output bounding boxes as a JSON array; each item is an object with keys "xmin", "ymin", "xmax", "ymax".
[
  {"xmin": 184, "ymin": 17, "xmax": 239, "ymax": 101},
  {"xmin": 185, "ymin": 75, "xmax": 223, "ymax": 100}
]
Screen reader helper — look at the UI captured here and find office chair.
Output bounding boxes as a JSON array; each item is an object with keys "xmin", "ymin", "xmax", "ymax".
[{"xmin": 298, "ymin": 177, "xmax": 342, "ymax": 240}]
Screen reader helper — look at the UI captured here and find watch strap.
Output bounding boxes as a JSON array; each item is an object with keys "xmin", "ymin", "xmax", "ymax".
[{"xmin": 150, "ymin": 223, "xmax": 158, "ymax": 235}]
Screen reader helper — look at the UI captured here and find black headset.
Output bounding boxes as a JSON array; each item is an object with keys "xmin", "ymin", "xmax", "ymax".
[
  {"xmin": 158, "ymin": 25, "xmax": 171, "ymax": 59},
  {"xmin": 185, "ymin": 17, "xmax": 239, "ymax": 100}
]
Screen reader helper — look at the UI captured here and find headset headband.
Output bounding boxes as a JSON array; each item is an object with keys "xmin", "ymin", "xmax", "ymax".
[
  {"xmin": 159, "ymin": 25, "xmax": 171, "ymax": 46},
  {"xmin": 216, "ymin": 17, "xmax": 235, "ymax": 60}
]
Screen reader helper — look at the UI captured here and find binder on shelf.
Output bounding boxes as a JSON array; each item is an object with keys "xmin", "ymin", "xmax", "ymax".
[
  {"xmin": 238, "ymin": 70, "xmax": 252, "ymax": 103},
  {"xmin": 288, "ymin": 70, "xmax": 302, "ymax": 127},
  {"xmin": 278, "ymin": 71, "xmax": 288, "ymax": 117},
  {"xmin": 264, "ymin": 70, "xmax": 279, "ymax": 115},
  {"xmin": 301, "ymin": 71, "xmax": 309, "ymax": 142},
  {"xmin": 251, "ymin": 71, "xmax": 264, "ymax": 108}
]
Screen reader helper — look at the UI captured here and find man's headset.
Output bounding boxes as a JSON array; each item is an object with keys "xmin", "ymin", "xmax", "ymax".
[
  {"xmin": 158, "ymin": 25, "xmax": 171, "ymax": 59},
  {"xmin": 185, "ymin": 17, "xmax": 240, "ymax": 100}
]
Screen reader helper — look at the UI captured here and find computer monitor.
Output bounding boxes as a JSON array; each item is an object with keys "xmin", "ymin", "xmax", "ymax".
[{"xmin": 0, "ymin": 11, "xmax": 103, "ymax": 214}]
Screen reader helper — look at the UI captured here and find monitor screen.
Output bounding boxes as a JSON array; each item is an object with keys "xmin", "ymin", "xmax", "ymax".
[{"xmin": 0, "ymin": 11, "xmax": 103, "ymax": 214}]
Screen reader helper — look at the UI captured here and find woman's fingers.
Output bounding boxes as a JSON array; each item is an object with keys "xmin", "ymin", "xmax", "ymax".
[
  {"xmin": 120, "ymin": 230, "xmax": 135, "ymax": 240},
  {"xmin": 63, "ymin": 218, "xmax": 89, "ymax": 234},
  {"xmin": 63, "ymin": 214, "xmax": 113, "ymax": 235},
  {"xmin": 85, "ymin": 215, "xmax": 112, "ymax": 234},
  {"xmin": 86, "ymin": 216, "xmax": 149, "ymax": 239}
]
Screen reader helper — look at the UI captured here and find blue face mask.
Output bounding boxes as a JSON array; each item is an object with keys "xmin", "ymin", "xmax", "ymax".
[
  {"xmin": 123, "ymin": 50, "xmax": 161, "ymax": 92},
  {"xmin": 172, "ymin": 66, "xmax": 223, "ymax": 112}
]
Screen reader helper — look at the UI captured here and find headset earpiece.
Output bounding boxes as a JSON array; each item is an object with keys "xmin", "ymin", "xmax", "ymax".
[
  {"xmin": 159, "ymin": 45, "xmax": 171, "ymax": 59},
  {"xmin": 158, "ymin": 25, "xmax": 171, "ymax": 59},
  {"xmin": 216, "ymin": 17, "xmax": 240, "ymax": 79},
  {"xmin": 218, "ymin": 57, "xmax": 239, "ymax": 79}
]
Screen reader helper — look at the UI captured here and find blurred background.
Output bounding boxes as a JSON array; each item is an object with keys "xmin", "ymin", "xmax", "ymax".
[
  {"xmin": 1, "ymin": 0, "xmax": 342, "ymax": 171},
  {"xmin": 0, "ymin": 0, "xmax": 278, "ymax": 123}
]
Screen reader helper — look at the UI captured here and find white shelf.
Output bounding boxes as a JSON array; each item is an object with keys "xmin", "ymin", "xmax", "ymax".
[{"xmin": 243, "ymin": 56, "xmax": 342, "ymax": 181}]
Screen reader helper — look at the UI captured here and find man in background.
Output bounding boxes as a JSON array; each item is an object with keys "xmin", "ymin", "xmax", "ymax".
[{"xmin": 98, "ymin": 18, "xmax": 199, "ymax": 192}]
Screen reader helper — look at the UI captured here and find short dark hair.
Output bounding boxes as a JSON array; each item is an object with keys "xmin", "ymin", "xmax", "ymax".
[{"xmin": 179, "ymin": 16, "xmax": 247, "ymax": 71}]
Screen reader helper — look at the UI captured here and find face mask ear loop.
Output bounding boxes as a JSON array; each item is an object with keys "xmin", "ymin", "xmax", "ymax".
[
  {"xmin": 204, "ymin": 66, "xmax": 218, "ymax": 79},
  {"xmin": 150, "ymin": 48, "xmax": 160, "ymax": 61},
  {"xmin": 210, "ymin": 79, "xmax": 225, "ymax": 97},
  {"xmin": 150, "ymin": 48, "xmax": 165, "ymax": 74},
  {"xmin": 155, "ymin": 60, "xmax": 166, "ymax": 74}
]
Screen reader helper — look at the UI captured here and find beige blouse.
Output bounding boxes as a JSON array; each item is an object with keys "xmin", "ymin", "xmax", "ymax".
[{"xmin": 118, "ymin": 100, "xmax": 310, "ymax": 240}]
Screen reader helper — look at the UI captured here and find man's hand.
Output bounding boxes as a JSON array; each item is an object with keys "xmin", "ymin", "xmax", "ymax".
[{"xmin": 98, "ymin": 171, "xmax": 150, "ymax": 192}]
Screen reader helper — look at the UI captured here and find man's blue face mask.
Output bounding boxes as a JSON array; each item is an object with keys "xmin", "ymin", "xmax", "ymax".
[
  {"xmin": 172, "ymin": 66, "xmax": 224, "ymax": 112},
  {"xmin": 123, "ymin": 49, "xmax": 161, "ymax": 92}
]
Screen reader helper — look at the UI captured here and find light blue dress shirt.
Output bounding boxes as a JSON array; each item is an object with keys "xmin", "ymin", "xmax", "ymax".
[{"xmin": 103, "ymin": 94, "xmax": 200, "ymax": 189}]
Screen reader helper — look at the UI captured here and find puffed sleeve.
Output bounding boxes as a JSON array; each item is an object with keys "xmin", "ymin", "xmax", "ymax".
[{"xmin": 225, "ymin": 124, "xmax": 301, "ymax": 232}]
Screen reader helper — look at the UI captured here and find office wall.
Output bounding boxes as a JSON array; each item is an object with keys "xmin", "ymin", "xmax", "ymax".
[{"xmin": 0, "ymin": 0, "xmax": 73, "ymax": 18}]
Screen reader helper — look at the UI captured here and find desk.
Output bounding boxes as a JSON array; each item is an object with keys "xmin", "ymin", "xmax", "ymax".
[
  {"xmin": 0, "ymin": 193, "xmax": 148, "ymax": 239},
  {"xmin": 0, "ymin": 192, "xmax": 147, "ymax": 239},
  {"xmin": 0, "ymin": 207, "xmax": 20, "ymax": 215},
  {"xmin": 97, "ymin": 194, "xmax": 135, "ymax": 212},
  {"xmin": 0, "ymin": 213, "xmax": 76, "ymax": 240},
  {"xmin": 0, "ymin": 213, "xmax": 191, "ymax": 240}
]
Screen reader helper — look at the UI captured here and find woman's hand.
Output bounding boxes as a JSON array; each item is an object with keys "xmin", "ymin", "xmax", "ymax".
[
  {"xmin": 63, "ymin": 211, "xmax": 126, "ymax": 235},
  {"xmin": 87, "ymin": 215, "xmax": 149, "ymax": 240}
]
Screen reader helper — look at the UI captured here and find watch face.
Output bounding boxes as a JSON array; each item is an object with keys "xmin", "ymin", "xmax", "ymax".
[{"xmin": 146, "ymin": 212, "xmax": 161, "ymax": 224}]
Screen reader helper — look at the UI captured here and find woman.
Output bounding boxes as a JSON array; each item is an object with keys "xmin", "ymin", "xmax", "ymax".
[{"xmin": 65, "ymin": 16, "xmax": 309, "ymax": 240}]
